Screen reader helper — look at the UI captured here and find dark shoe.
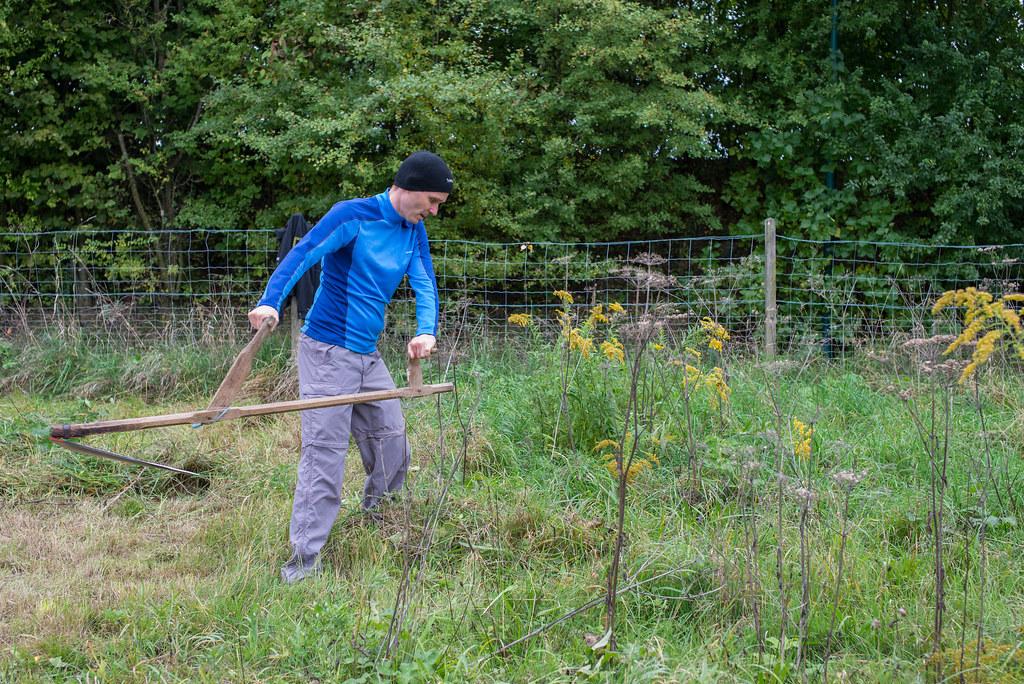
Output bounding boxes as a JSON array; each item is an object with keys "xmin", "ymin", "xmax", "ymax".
[{"xmin": 280, "ymin": 552, "xmax": 321, "ymax": 584}]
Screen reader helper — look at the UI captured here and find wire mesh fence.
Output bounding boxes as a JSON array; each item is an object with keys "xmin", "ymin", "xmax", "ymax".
[
  {"xmin": 1, "ymin": 226, "xmax": 1021, "ymax": 353},
  {"xmin": 774, "ymin": 236, "xmax": 1024, "ymax": 354}
]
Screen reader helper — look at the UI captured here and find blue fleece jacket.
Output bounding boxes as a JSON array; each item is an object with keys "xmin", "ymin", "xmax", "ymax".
[{"xmin": 257, "ymin": 190, "xmax": 439, "ymax": 354}]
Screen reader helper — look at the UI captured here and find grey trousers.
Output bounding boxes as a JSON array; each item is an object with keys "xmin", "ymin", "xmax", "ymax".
[{"xmin": 289, "ymin": 334, "xmax": 410, "ymax": 557}]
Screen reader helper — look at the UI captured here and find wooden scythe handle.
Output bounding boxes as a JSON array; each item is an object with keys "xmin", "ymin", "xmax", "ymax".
[
  {"xmin": 407, "ymin": 357, "xmax": 423, "ymax": 389},
  {"xmin": 206, "ymin": 317, "xmax": 275, "ymax": 410},
  {"xmin": 51, "ymin": 382, "xmax": 454, "ymax": 439}
]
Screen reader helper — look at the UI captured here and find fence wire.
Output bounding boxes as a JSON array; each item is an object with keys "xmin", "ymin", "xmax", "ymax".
[
  {"xmin": 774, "ymin": 236, "xmax": 1024, "ymax": 353},
  {"xmin": 1, "ymin": 227, "xmax": 1021, "ymax": 352}
]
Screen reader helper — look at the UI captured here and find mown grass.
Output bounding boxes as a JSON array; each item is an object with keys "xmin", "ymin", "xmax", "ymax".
[{"xmin": 1, "ymin": 331, "xmax": 1023, "ymax": 683}]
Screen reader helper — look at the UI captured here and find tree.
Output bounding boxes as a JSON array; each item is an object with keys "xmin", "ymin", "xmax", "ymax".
[
  {"xmin": 193, "ymin": 0, "xmax": 723, "ymax": 241},
  {"xmin": 702, "ymin": 0, "xmax": 1024, "ymax": 244},
  {"xmin": 0, "ymin": 0, "xmax": 264, "ymax": 232}
]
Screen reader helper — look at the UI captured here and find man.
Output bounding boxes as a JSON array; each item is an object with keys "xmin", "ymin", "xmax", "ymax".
[{"xmin": 247, "ymin": 151, "xmax": 452, "ymax": 583}]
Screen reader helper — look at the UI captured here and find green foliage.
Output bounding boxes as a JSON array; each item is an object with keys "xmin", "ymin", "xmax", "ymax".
[
  {"xmin": 0, "ymin": 0, "xmax": 725, "ymax": 240},
  {"xmin": 710, "ymin": 0, "xmax": 1024, "ymax": 245},
  {"xmin": 187, "ymin": 0, "xmax": 724, "ymax": 240},
  {"xmin": 1, "ymin": 0, "xmax": 1023, "ymax": 276},
  {"xmin": 0, "ymin": 0, "xmax": 263, "ymax": 232}
]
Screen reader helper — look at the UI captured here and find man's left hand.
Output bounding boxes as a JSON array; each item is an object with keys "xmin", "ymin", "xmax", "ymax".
[{"xmin": 407, "ymin": 334, "xmax": 436, "ymax": 359}]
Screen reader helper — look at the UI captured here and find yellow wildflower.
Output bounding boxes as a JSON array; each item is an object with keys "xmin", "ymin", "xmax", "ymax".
[
  {"xmin": 625, "ymin": 459, "xmax": 653, "ymax": 481},
  {"xmin": 792, "ymin": 418, "xmax": 814, "ymax": 460},
  {"xmin": 933, "ymin": 287, "xmax": 993, "ymax": 315},
  {"xmin": 685, "ymin": 346, "xmax": 702, "ymax": 360},
  {"xmin": 682, "ymin": 363, "xmax": 702, "ymax": 387},
  {"xmin": 699, "ymin": 317, "xmax": 730, "ymax": 354},
  {"xmin": 592, "ymin": 439, "xmax": 620, "ymax": 452},
  {"xmin": 934, "ymin": 288, "xmax": 1024, "ymax": 382},
  {"xmin": 602, "ymin": 454, "xmax": 655, "ymax": 482},
  {"xmin": 1000, "ymin": 306, "xmax": 1022, "ymax": 333},
  {"xmin": 700, "ymin": 317, "xmax": 731, "ymax": 341},
  {"xmin": 930, "ymin": 289, "xmax": 957, "ymax": 314},
  {"xmin": 961, "ymin": 361, "xmax": 978, "ymax": 380},
  {"xmin": 704, "ymin": 366, "xmax": 731, "ymax": 407},
  {"xmin": 554, "ymin": 290, "xmax": 574, "ymax": 304},
  {"xmin": 507, "ymin": 313, "xmax": 532, "ymax": 327},
  {"xmin": 960, "ymin": 329, "xmax": 1003, "ymax": 382},
  {"xmin": 609, "ymin": 302, "xmax": 625, "ymax": 313},
  {"xmin": 600, "ymin": 338, "xmax": 625, "ymax": 363},
  {"xmin": 587, "ymin": 304, "xmax": 609, "ymax": 325},
  {"xmin": 557, "ymin": 308, "xmax": 573, "ymax": 336},
  {"xmin": 944, "ymin": 317, "xmax": 985, "ymax": 355},
  {"xmin": 568, "ymin": 328, "xmax": 593, "ymax": 358},
  {"xmin": 653, "ymin": 343, "xmax": 664, "ymax": 351}
]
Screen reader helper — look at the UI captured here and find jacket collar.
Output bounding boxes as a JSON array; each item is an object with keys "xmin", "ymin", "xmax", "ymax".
[{"xmin": 376, "ymin": 189, "xmax": 408, "ymax": 227}]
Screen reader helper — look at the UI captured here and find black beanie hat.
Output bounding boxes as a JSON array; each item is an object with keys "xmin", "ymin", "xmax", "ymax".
[{"xmin": 393, "ymin": 151, "xmax": 453, "ymax": 193}]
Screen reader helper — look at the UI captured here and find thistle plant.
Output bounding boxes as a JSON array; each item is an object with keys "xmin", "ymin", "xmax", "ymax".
[
  {"xmin": 587, "ymin": 257, "xmax": 677, "ymax": 655},
  {"xmin": 736, "ymin": 448, "xmax": 765, "ymax": 659},
  {"xmin": 924, "ymin": 288, "xmax": 1023, "ymax": 679},
  {"xmin": 785, "ymin": 414, "xmax": 818, "ymax": 682},
  {"xmin": 966, "ymin": 381, "xmax": 998, "ymax": 682},
  {"xmin": 793, "ymin": 482, "xmax": 815, "ymax": 683},
  {"xmin": 760, "ymin": 371, "xmax": 810, "ymax": 674},
  {"xmin": 601, "ymin": 316, "xmax": 658, "ymax": 654}
]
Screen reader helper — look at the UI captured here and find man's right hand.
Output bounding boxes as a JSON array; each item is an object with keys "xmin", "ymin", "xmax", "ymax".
[{"xmin": 248, "ymin": 305, "xmax": 280, "ymax": 330}]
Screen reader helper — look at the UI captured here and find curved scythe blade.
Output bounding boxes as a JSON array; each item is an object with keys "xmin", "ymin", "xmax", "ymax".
[{"xmin": 50, "ymin": 437, "xmax": 201, "ymax": 477}]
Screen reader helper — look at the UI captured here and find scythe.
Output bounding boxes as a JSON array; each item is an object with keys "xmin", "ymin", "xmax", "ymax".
[{"xmin": 49, "ymin": 321, "xmax": 451, "ymax": 477}]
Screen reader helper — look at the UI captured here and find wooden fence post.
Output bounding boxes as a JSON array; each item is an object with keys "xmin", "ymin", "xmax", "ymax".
[{"xmin": 764, "ymin": 218, "xmax": 777, "ymax": 359}]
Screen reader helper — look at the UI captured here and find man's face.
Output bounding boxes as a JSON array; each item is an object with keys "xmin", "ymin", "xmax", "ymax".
[{"xmin": 394, "ymin": 188, "xmax": 449, "ymax": 224}]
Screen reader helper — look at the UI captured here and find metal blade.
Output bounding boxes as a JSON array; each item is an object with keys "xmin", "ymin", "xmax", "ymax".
[{"xmin": 50, "ymin": 437, "xmax": 201, "ymax": 477}]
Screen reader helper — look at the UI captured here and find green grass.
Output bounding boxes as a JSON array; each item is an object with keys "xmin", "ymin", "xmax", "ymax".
[{"xmin": 1, "ymin": 333, "xmax": 1023, "ymax": 682}]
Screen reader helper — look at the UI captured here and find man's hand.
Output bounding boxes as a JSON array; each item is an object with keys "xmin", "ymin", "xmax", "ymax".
[
  {"xmin": 407, "ymin": 334, "xmax": 436, "ymax": 359},
  {"xmin": 248, "ymin": 305, "xmax": 280, "ymax": 331}
]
